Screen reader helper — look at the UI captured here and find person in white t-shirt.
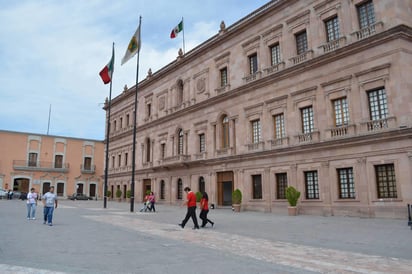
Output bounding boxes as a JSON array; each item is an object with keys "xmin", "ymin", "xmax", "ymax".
[
  {"xmin": 26, "ymin": 188, "xmax": 38, "ymax": 220},
  {"xmin": 42, "ymin": 186, "xmax": 58, "ymax": 226}
]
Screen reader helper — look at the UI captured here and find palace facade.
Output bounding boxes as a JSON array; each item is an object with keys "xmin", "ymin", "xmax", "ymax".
[
  {"xmin": 105, "ymin": 0, "xmax": 412, "ymax": 218},
  {"xmin": 0, "ymin": 130, "xmax": 104, "ymax": 198}
]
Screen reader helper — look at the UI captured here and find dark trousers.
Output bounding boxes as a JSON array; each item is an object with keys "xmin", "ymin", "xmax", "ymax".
[
  {"xmin": 199, "ymin": 209, "xmax": 213, "ymax": 227},
  {"xmin": 181, "ymin": 206, "xmax": 199, "ymax": 228}
]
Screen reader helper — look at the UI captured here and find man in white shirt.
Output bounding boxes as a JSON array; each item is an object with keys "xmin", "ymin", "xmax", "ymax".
[
  {"xmin": 26, "ymin": 188, "xmax": 38, "ymax": 220},
  {"xmin": 42, "ymin": 186, "xmax": 58, "ymax": 226}
]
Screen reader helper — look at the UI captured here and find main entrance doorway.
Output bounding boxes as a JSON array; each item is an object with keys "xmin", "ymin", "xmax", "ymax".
[
  {"xmin": 143, "ymin": 179, "xmax": 151, "ymax": 200},
  {"xmin": 217, "ymin": 171, "xmax": 233, "ymax": 206}
]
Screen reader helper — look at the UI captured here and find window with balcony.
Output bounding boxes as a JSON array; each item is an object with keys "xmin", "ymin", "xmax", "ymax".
[
  {"xmin": 252, "ymin": 174, "xmax": 262, "ymax": 199},
  {"xmin": 28, "ymin": 152, "xmax": 37, "ymax": 167},
  {"xmin": 83, "ymin": 157, "xmax": 92, "ymax": 171},
  {"xmin": 249, "ymin": 53, "xmax": 258, "ymax": 75},
  {"xmin": 178, "ymin": 129, "xmax": 184, "ymax": 155},
  {"xmin": 338, "ymin": 168, "xmax": 355, "ymax": 199},
  {"xmin": 54, "ymin": 155, "xmax": 63, "ymax": 168},
  {"xmin": 221, "ymin": 116, "xmax": 229, "ymax": 149},
  {"xmin": 274, "ymin": 113, "xmax": 286, "ymax": 139},
  {"xmin": 146, "ymin": 103, "xmax": 152, "ymax": 118},
  {"xmin": 160, "ymin": 143, "xmax": 166, "ymax": 159},
  {"xmin": 357, "ymin": 0, "xmax": 375, "ymax": 29},
  {"xmin": 375, "ymin": 164, "xmax": 397, "ymax": 199},
  {"xmin": 325, "ymin": 16, "xmax": 339, "ymax": 42},
  {"xmin": 276, "ymin": 173, "xmax": 288, "ymax": 199},
  {"xmin": 251, "ymin": 119, "xmax": 261, "ymax": 144},
  {"xmin": 333, "ymin": 97, "xmax": 349, "ymax": 127},
  {"xmin": 368, "ymin": 87, "xmax": 388, "ymax": 121},
  {"xmin": 220, "ymin": 67, "xmax": 228, "ymax": 87},
  {"xmin": 270, "ymin": 43, "xmax": 281, "ymax": 66},
  {"xmin": 199, "ymin": 133, "xmax": 205, "ymax": 153},
  {"xmin": 295, "ymin": 31, "xmax": 308, "ymax": 55},
  {"xmin": 305, "ymin": 171, "xmax": 319, "ymax": 199},
  {"xmin": 301, "ymin": 106, "xmax": 314, "ymax": 133}
]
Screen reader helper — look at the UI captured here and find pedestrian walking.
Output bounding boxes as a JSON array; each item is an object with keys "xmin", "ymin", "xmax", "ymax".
[
  {"xmin": 148, "ymin": 191, "xmax": 156, "ymax": 212},
  {"xmin": 178, "ymin": 187, "xmax": 200, "ymax": 229},
  {"xmin": 42, "ymin": 186, "xmax": 58, "ymax": 226},
  {"xmin": 26, "ymin": 188, "xmax": 38, "ymax": 220},
  {"xmin": 199, "ymin": 192, "xmax": 214, "ymax": 228}
]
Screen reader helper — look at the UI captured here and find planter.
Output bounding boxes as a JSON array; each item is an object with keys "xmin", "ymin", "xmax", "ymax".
[
  {"xmin": 233, "ymin": 204, "xmax": 241, "ymax": 212},
  {"xmin": 288, "ymin": 206, "xmax": 298, "ymax": 216}
]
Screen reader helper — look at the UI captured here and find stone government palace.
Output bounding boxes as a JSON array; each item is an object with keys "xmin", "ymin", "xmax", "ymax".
[{"xmin": 104, "ymin": 0, "xmax": 412, "ymax": 218}]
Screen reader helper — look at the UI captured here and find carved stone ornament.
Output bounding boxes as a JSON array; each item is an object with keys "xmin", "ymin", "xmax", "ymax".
[{"xmin": 196, "ymin": 78, "xmax": 206, "ymax": 93}]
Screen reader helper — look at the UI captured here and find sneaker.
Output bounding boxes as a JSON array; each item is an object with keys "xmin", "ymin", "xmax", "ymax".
[
  {"xmin": 48, "ymin": 223, "xmax": 53, "ymax": 226},
  {"xmin": 178, "ymin": 223, "xmax": 184, "ymax": 228},
  {"xmin": 32, "ymin": 218, "xmax": 36, "ymax": 220},
  {"xmin": 27, "ymin": 217, "xmax": 30, "ymax": 220}
]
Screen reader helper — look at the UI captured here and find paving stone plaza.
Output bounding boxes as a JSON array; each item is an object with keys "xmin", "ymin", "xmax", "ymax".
[{"xmin": 1, "ymin": 199, "xmax": 412, "ymax": 274}]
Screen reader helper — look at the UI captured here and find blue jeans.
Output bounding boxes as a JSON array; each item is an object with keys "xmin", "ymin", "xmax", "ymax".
[
  {"xmin": 26, "ymin": 203, "xmax": 36, "ymax": 219},
  {"xmin": 43, "ymin": 206, "xmax": 54, "ymax": 224}
]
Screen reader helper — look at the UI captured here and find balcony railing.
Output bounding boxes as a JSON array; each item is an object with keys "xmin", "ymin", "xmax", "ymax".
[
  {"xmin": 247, "ymin": 141, "xmax": 265, "ymax": 151},
  {"xmin": 326, "ymin": 124, "xmax": 356, "ymax": 139},
  {"xmin": 80, "ymin": 164, "xmax": 96, "ymax": 174},
  {"xmin": 319, "ymin": 37, "xmax": 347, "ymax": 53},
  {"xmin": 295, "ymin": 131, "xmax": 320, "ymax": 144},
  {"xmin": 351, "ymin": 21, "xmax": 383, "ymax": 41},
  {"xmin": 13, "ymin": 160, "xmax": 69, "ymax": 172},
  {"xmin": 359, "ymin": 117, "xmax": 397, "ymax": 133},
  {"xmin": 243, "ymin": 71, "xmax": 262, "ymax": 84},
  {"xmin": 290, "ymin": 50, "xmax": 313, "ymax": 65},
  {"xmin": 268, "ymin": 136, "xmax": 289, "ymax": 147},
  {"xmin": 263, "ymin": 61, "xmax": 285, "ymax": 76}
]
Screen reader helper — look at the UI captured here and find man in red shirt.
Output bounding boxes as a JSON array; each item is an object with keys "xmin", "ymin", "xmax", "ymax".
[{"xmin": 178, "ymin": 187, "xmax": 200, "ymax": 229}]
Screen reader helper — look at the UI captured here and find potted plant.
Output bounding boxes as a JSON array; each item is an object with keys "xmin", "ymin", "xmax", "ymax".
[
  {"xmin": 106, "ymin": 190, "xmax": 112, "ymax": 201},
  {"xmin": 126, "ymin": 190, "xmax": 132, "ymax": 201},
  {"xmin": 115, "ymin": 189, "xmax": 122, "ymax": 202},
  {"xmin": 232, "ymin": 189, "xmax": 242, "ymax": 212},
  {"xmin": 286, "ymin": 186, "xmax": 300, "ymax": 216},
  {"xmin": 195, "ymin": 191, "xmax": 202, "ymax": 203}
]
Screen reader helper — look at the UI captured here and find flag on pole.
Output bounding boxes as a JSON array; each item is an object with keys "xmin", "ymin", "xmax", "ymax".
[
  {"xmin": 170, "ymin": 20, "xmax": 183, "ymax": 39},
  {"xmin": 121, "ymin": 23, "xmax": 141, "ymax": 65},
  {"xmin": 99, "ymin": 45, "xmax": 115, "ymax": 84}
]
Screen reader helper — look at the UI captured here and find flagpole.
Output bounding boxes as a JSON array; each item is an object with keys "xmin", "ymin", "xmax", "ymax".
[
  {"xmin": 182, "ymin": 17, "xmax": 185, "ymax": 54},
  {"xmin": 104, "ymin": 42, "xmax": 115, "ymax": 209},
  {"xmin": 130, "ymin": 16, "xmax": 141, "ymax": 212}
]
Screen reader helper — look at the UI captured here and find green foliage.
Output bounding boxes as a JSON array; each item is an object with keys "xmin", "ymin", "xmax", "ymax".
[
  {"xmin": 126, "ymin": 190, "xmax": 132, "ymax": 198},
  {"xmin": 195, "ymin": 191, "xmax": 202, "ymax": 202},
  {"xmin": 115, "ymin": 189, "xmax": 122, "ymax": 198},
  {"xmin": 286, "ymin": 186, "xmax": 301, "ymax": 207},
  {"xmin": 232, "ymin": 189, "xmax": 242, "ymax": 204},
  {"xmin": 146, "ymin": 190, "xmax": 151, "ymax": 195},
  {"xmin": 106, "ymin": 190, "xmax": 112, "ymax": 198}
]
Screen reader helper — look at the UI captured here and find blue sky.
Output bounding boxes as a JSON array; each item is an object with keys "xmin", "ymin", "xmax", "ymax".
[{"xmin": 0, "ymin": 0, "xmax": 269, "ymax": 140}]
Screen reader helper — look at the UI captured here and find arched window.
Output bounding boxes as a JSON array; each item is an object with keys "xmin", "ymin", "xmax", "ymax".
[
  {"xmin": 177, "ymin": 179, "xmax": 183, "ymax": 200},
  {"xmin": 178, "ymin": 129, "xmax": 184, "ymax": 155},
  {"xmin": 177, "ymin": 79, "xmax": 183, "ymax": 105},
  {"xmin": 221, "ymin": 115, "xmax": 229, "ymax": 149},
  {"xmin": 199, "ymin": 177, "xmax": 205, "ymax": 193},
  {"xmin": 160, "ymin": 180, "xmax": 165, "ymax": 200}
]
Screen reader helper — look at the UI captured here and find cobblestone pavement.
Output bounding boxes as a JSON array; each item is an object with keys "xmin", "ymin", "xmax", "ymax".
[{"xmin": 1, "ymin": 199, "xmax": 411, "ymax": 274}]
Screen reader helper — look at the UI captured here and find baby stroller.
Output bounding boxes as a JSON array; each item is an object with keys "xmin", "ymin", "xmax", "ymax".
[{"xmin": 139, "ymin": 200, "xmax": 152, "ymax": 212}]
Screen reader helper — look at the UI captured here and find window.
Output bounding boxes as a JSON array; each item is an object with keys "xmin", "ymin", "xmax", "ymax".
[
  {"xmin": 276, "ymin": 173, "xmax": 288, "ymax": 199},
  {"xmin": 177, "ymin": 179, "xmax": 183, "ymax": 200},
  {"xmin": 28, "ymin": 152, "xmax": 37, "ymax": 167},
  {"xmin": 160, "ymin": 180, "xmax": 165, "ymax": 200},
  {"xmin": 111, "ymin": 156, "xmax": 115, "ymax": 168},
  {"xmin": 160, "ymin": 143, "xmax": 166, "ymax": 159},
  {"xmin": 126, "ymin": 114, "xmax": 130, "ymax": 126},
  {"xmin": 118, "ymin": 155, "xmax": 121, "ymax": 167},
  {"xmin": 177, "ymin": 80, "xmax": 184, "ymax": 105},
  {"xmin": 199, "ymin": 177, "xmax": 205, "ymax": 193},
  {"xmin": 249, "ymin": 53, "xmax": 258, "ymax": 75},
  {"xmin": 375, "ymin": 164, "xmax": 397, "ymax": 198},
  {"xmin": 83, "ymin": 157, "xmax": 92, "ymax": 170},
  {"xmin": 146, "ymin": 138, "xmax": 151, "ymax": 162},
  {"xmin": 357, "ymin": 0, "xmax": 375, "ymax": 29},
  {"xmin": 54, "ymin": 155, "xmax": 63, "ymax": 168},
  {"xmin": 270, "ymin": 43, "xmax": 281, "ymax": 66},
  {"xmin": 305, "ymin": 171, "xmax": 319, "ymax": 199},
  {"xmin": 125, "ymin": 153, "xmax": 128, "ymax": 166},
  {"xmin": 333, "ymin": 97, "xmax": 349, "ymax": 127},
  {"xmin": 252, "ymin": 175, "xmax": 262, "ymax": 199},
  {"xmin": 295, "ymin": 31, "xmax": 308, "ymax": 55},
  {"xmin": 338, "ymin": 168, "xmax": 355, "ymax": 199},
  {"xmin": 274, "ymin": 113, "xmax": 286, "ymax": 139},
  {"xmin": 325, "ymin": 16, "xmax": 339, "ymax": 42},
  {"xmin": 220, "ymin": 67, "xmax": 228, "ymax": 87},
  {"xmin": 199, "ymin": 133, "xmax": 205, "ymax": 153},
  {"xmin": 147, "ymin": 103, "xmax": 151, "ymax": 118},
  {"xmin": 251, "ymin": 119, "xmax": 261, "ymax": 144},
  {"xmin": 120, "ymin": 117, "xmax": 123, "ymax": 129},
  {"xmin": 222, "ymin": 116, "xmax": 229, "ymax": 149},
  {"xmin": 113, "ymin": 120, "xmax": 117, "ymax": 132},
  {"xmin": 368, "ymin": 88, "xmax": 388, "ymax": 120},
  {"xmin": 178, "ymin": 129, "xmax": 184, "ymax": 155},
  {"xmin": 301, "ymin": 106, "xmax": 314, "ymax": 133}
]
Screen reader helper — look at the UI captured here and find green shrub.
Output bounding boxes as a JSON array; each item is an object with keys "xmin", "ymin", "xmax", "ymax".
[
  {"xmin": 195, "ymin": 191, "xmax": 202, "ymax": 202},
  {"xmin": 286, "ymin": 186, "xmax": 300, "ymax": 207},
  {"xmin": 115, "ymin": 189, "xmax": 122, "ymax": 198},
  {"xmin": 232, "ymin": 189, "xmax": 242, "ymax": 204}
]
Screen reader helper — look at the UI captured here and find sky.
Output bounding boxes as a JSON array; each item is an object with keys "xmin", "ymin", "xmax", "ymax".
[{"xmin": 0, "ymin": 0, "xmax": 270, "ymax": 140}]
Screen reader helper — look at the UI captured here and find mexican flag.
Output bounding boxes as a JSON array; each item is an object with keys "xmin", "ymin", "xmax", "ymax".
[
  {"xmin": 170, "ymin": 20, "xmax": 183, "ymax": 39},
  {"xmin": 99, "ymin": 47, "xmax": 114, "ymax": 84}
]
